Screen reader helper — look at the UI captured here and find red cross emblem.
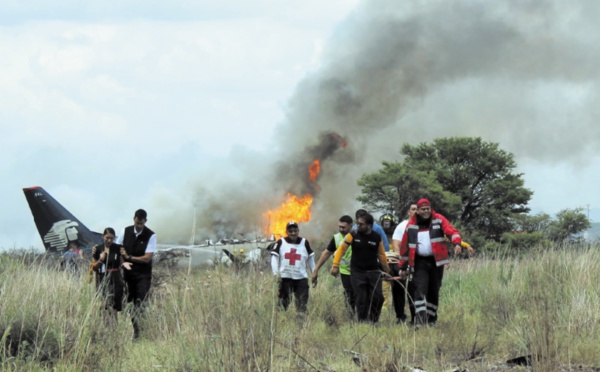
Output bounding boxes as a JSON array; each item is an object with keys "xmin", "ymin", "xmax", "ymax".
[{"xmin": 284, "ymin": 248, "xmax": 301, "ymax": 265}]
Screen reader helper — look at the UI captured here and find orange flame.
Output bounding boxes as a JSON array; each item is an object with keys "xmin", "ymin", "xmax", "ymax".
[
  {"xmin": 264, "ymin": 193, "xmax": 313, "ymax": 238},
  {"xmin": 309, "ymin": 160, "xmax": 320, "ymax": 182}
]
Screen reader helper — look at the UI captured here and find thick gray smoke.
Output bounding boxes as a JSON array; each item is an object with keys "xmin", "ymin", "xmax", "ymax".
[{"xmin": 156, "ymin": 0, "xmax": 600, "ymax": 243}]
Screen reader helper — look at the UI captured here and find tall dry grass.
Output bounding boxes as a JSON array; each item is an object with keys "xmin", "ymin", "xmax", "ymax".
[{"xmin": 1, "ymin": 244, "xmax": 599, "ymax": 371}]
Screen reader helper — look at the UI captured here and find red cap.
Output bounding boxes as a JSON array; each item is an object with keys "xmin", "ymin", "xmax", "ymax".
[{"xmin": 417, "ymin": 198, "xmax": 431, "ymax": 208}]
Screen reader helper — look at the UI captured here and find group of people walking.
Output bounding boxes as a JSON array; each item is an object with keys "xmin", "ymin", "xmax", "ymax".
[
  {"xmin": 84, "ymin": 200, "xmax": 466, "ymax": 336},
  {"xmin": 270, "ymin": 199, "xmax": 470, "ymax": 327}
]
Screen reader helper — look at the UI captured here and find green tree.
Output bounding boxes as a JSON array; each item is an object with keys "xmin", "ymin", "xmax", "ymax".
[
  {"xmin": 511, "ymin": 212, "xmax": 552, "ymax": 233},
  {"xmin": 357, "ymin": 137, "xmax": 533, "ymax": 239},
  {"xmin": 547, "ymin": 207, "xmax": 591, "ymax": 243},
  {"xmin": 356, "ymin": 162, "xmax": 462, "ymax": 219}
]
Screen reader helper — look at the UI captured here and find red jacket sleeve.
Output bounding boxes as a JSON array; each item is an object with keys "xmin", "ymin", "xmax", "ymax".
[{"xmin": 439, "ymin": 213, "xmax": 462, "ymax": 245}]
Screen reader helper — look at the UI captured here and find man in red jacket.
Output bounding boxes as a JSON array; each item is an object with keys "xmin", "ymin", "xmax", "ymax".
[{"xmin": 399, "ymin": 199, "xmax": 462, "ymax": 327}]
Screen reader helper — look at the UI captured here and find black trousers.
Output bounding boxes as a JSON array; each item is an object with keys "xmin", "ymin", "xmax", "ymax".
[
  {"xmin": 411, "ymin": 255, "xmax": 444, "ymax": 325},
  {"xmin": 102, "ymin": 270, "xmax": 124, "ymax": 312},
  {"xmin": 351, "ymin": 269, "xmax": 383, "ymax": 323},
  {"xmin": 278, "ymin": 278, "xmax": 309, "ymax": 313},
  {"xmin": 390, "ymin": 276, "xmax": 415, "ymax": 322},
  {"xmin": 389, "ymin": 263, "xmax": 413, "ymax": 322},
  {"xmin": 124, "ymin": 271, "xmax": 152, "ymax": 337},
  {"xmin": 340, "ymin": 273, "xmax": 356, "ymax": 315}
]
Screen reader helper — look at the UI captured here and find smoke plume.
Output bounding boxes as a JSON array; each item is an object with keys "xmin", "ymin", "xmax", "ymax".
[{"xmin": 155, "ymin": 0, "xmax": 600, "ymax": 243}]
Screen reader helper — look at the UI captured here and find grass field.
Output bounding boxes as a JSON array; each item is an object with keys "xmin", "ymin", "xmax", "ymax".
[{"xmin": 1, "ymin": 243, "xmax": 599, "ymax": 371}]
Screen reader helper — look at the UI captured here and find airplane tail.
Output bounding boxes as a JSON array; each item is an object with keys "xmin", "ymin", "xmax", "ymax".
[{"xmin": 23, "ymin": 186, "xmax": 102, "ymax": 253}]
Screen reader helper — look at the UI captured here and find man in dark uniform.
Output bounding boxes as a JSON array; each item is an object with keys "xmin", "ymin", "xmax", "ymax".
[
  {"xmin": 331, "ymin": 213, "xmax": 390, "ymax": 323},
  {"xmin": 116, "ymin": 209, "xmax": 156, "ymax": 338}
]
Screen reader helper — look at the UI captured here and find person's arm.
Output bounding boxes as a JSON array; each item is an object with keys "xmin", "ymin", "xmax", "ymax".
[
  {"xmin": 392, "ymin": 221, "xmax": 407, "ymax": 253},
  {"xmin": 440, "ymin": 215, "xmax": 462, "ymax": 255},
  {"xmin": 461, "ymin": 241, "xmax": 475, "ymax": 256},
  {"xmin": 304, "ymin": 240, "xmax": 316, "ymax": 274},
  {"xmin": 115, "ymin": 244, "xmax": 129, "ymax": 268},
  {"xmin": 126, "ymin": 252, "xmax": 153, "ymax": 264},
  {"xmin": 122, "ymin": 234, "xmax": 156, "ymax": 264},
  {"xmin": 307, "ymin": 253, "xmax": 316, "ymax": 273},
  {"xmin": 378, "ymin": 242, "xmax": 390, "ymax": 274},
  {"xmin": 120, "ymin": 245, "xmax": 133, "ymax": 270},
  {"xmin": 95, "ymin": 247, "xmax": 108, "ymax": 268},
  {"xmin": 313, "ymin": 238, "xmax": 336, "ymax": 276},
  {"xmin": 374, "ymin": 224, "xmax": 389, "ymax": 251},
  {"xmin": 312, "ymin": 252, "xmax": 328, "ymax": 287},
  {"xmin": 88, "ymin": 246, "xmax": 98, "ymax": 282},
  {"xmin": 399, "ymin": 228, "xmax": 410, "ymax": 273},
  {"xmin": 115, "ymin": 229, "xmax": 125, "ymax": 245},
  {"xmin": 270, "ymin": 254, "xmax": 279, "ymax": 275},
  {"xmin": 270, "ymin": 240, "xmax": 282, "ymax": 275},
  {"xmin": 392, "ymin": 239, "xmax": 401, "ymax": 254},
  {"xmin": 313, "ymin": 251, "xmax": 333, "ymax": 274},
  {"xmin": 381, "ymin": 229, "xmax": 389, "ymax": 251},
  {"xmin": 331, "ymin": 235, "xmax": 353, "ymax": 277},
  {"xmin": 332, "ymin": 239, "xmax": 351, "ymax": 268}
]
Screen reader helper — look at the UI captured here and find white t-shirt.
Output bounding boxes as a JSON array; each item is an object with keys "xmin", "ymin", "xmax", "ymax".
[
  {"xmin": 392, "ymin": 219, "xmax": 409, "ymax": 242},
  {"xmin": 393, "ymin": 219, "xmax": 434, "ymax": 256},
  {"xmin": 417, "ymin": 230, "xmax": 433, "ymax": 256}
]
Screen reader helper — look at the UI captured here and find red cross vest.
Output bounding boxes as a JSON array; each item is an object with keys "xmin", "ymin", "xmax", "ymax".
[{"xmin": 274, "ymin": 238, "xmax": 310, "ymax": 280}]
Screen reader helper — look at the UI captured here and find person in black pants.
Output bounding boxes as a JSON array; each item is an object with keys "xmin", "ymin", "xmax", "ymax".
[
  {"xmin": 331, "ymin": 213, "xmax": 390, "ymax": 323},
  {"xmin": 270, "ymin": 221, "xmax": 315, "ymax": 314},
  {"xmin": 399, "ymin": 199, "xmax": 463, "ymax": 327},
  {"xmin": 116, "ymin": 209, "xmax": 156, "ymax": 338},
  {"xmin": 93, "ymin": 228, "xmax": 132, "ymax": 323},
  {"xmin": 390, "ymin": 203, "xmax": 418, "ymax": 324}
]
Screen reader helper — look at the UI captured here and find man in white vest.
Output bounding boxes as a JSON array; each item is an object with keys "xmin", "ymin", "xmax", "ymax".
[{"xmin": 271, "ymin": 221, "xmax": 315, "ymax": 314}]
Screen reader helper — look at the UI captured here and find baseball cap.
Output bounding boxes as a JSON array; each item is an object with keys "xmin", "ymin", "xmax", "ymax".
[
  {"xmin": 286, "ymin": 221, "xmax": 299, "ymax": 230},
  {"xmin": 417, "ymin": 199, "xmax": 431, "ymax": 208}
]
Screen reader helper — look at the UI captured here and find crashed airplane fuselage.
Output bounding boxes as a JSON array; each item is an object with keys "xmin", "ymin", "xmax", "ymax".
[{"xmin": 22, "ymin": 186, "xmax": 269, "ymax": 267}]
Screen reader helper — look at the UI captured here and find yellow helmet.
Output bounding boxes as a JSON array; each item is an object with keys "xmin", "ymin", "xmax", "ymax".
[{"xmin": 239, "ymin": 249, "xmax": 245, "ymax": 253}]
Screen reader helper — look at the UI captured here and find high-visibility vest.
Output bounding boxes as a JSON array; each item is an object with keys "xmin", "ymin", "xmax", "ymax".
[{"xmin": 334, "ymin": 233, "xmax": 352, "ymax": 275}]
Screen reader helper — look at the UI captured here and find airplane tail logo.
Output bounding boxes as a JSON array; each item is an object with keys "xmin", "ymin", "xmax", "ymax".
[
  {"xmin": 23, "ymin": 186, "xmax": 102, "ymax": 253},
  {"xmin": 43, "ymin": 220, "xmax": 81, "ymax": 252}
]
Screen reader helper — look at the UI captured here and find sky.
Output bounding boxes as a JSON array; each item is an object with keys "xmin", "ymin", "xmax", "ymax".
[{"xmin": 2, "ymin": 0, "xmax": 599, "ymax": 250}]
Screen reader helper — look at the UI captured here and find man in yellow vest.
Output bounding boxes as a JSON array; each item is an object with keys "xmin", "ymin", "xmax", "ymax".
[{"xmin": 311, "ymin": 215, "xmax": 355, "ymax": 315}]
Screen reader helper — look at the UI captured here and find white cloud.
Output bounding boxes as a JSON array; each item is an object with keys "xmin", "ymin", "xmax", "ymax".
[
  {"xmin": 0, "ymin": 0, "xmax": 358, "ymax": 249},
  {"xmin": 3, "ymin": 0, "xmax": 599, "ymax": 250}
]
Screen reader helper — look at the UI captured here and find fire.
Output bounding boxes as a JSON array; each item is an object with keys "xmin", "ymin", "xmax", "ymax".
[
  {"xmin": 309, "ymin": 160, "xmax": 320, "ymax": 182},
  {"xmin": 264, "ymin": 193, "xmax": 313, "ymax": 238}
]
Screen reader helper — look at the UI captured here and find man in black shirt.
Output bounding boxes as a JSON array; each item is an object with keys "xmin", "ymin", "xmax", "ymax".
[
  {"xmin": 331, "ymin": 213, "xmax": 390, "ymax": 323},
  {"xmin": 116, "ymin": 209, "xmax": 156, "ymax": 339}
]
